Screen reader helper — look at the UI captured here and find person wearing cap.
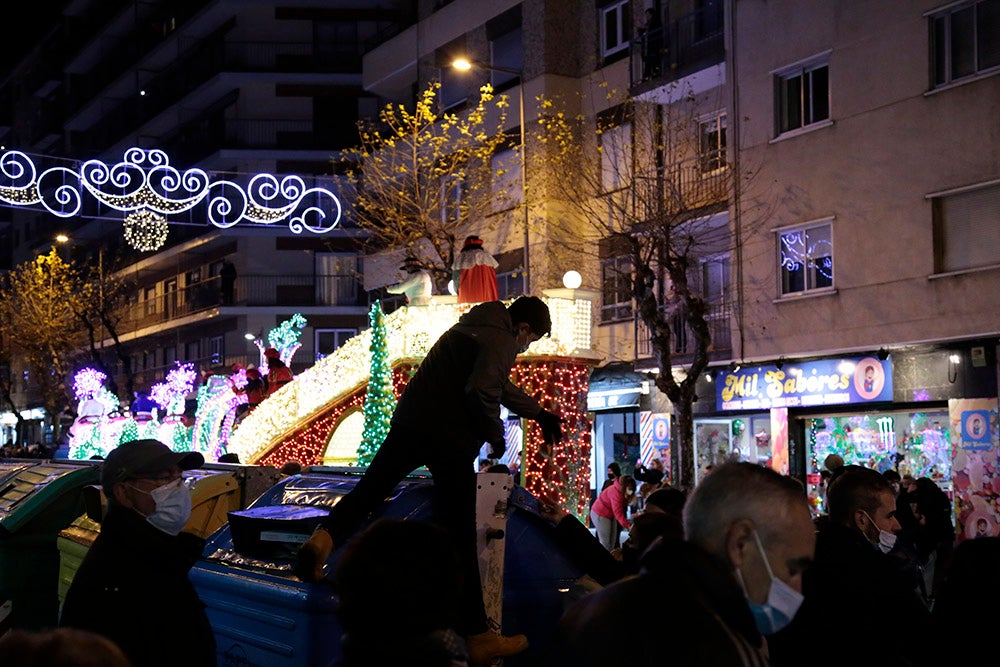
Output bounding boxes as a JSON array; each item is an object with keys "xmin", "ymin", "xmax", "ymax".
[
  {"xmin": 296, "ymin": 296, "xmax": 564, "ymax": 667},
  {"xmin": 60, "ymin": 439, "xmax": 216, "ymax": 667},
  {"xmin": 452, "ymin": 235, "xmax": 499, "ymax": 304},
  {"xmin": 386, "ymin": 255, "xmax": 433, "ymax": 306}
]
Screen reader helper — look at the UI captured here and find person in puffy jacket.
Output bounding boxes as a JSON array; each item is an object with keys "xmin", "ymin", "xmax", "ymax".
[{"xmin": 591, "ymin": 474, "xmax": 636, "ymax": 551}]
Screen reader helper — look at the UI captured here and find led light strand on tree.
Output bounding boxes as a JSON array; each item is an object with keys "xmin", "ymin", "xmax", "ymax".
[{"xmin": 357, "ymin": 301, "xmax": 396, "ymax": 465}]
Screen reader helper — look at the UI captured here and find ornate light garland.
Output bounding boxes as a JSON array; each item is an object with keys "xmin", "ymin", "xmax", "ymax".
[
  {"xmin": 123, "ymin": 210, "xmax": 170, "ymax": 251},
  {"xmin": 0, "ymin": 147, "xmax": 342, "ymax": 240}
]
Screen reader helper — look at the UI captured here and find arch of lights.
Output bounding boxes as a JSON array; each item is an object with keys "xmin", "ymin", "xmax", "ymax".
[{"xmin": 0, "ymin": 147, "xmax": 342, "ymax": 249}]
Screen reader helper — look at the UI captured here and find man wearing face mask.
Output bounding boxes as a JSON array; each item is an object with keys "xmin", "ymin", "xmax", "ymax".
[
  {"xmin": 768, "ymin": 466, "xmax": 932, "ymax": 667},
  {"xmin": 548, "ymin": 462, "xmax": 815, "ymax": 666},
  {"xmin": 60, "ymin": 439, "xmax": 216, "ymax": 667}
]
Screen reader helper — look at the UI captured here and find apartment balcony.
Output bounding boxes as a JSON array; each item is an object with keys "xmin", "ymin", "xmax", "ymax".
[
  {"xmin": 629, "ymin": 3, "xmax": 725, "ymax": 93},
  {"xmin": 636, "ymin": 300, "xmax": 732, "ymax": 360},
  {"xmin": 632, "ymin": 155, "xmax": 729, "ymax": 218},
  {"xmin": 124, "ymin": 273, "xmax": 367, "ymax": 333}
]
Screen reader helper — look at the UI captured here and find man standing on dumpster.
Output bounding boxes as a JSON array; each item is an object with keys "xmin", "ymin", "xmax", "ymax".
[{"xmin": 296, "ymin": 296, "xmax": 564, "ymax": 667}]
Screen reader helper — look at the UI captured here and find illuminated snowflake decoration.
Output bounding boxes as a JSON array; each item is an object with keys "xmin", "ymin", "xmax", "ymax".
[
  {"xmin": 0, "ymin": 148, "xmax": 342, "ymax": 239},
  {"xmin": 123, "ymin": 210, "xmax": 170, "ymax": 251}
]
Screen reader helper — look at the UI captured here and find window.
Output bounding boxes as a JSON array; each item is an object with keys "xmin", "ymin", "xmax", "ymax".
[
  {"xmin": 775, "ymin": 57, "xmax": 830, "ymax": 135},
  {"xmin": 316, "ymin": 253, "xmax": 359, "ymax": 306},
  {"xmin": 601, "ymin": 255, "xmax": 633, "ymax": 321},
  {"xmin": 209, "ymin": 336, "xmax": 224, "ymax": 365},
  {"xmin": 699, "ymin": 112, "xmax": 727, "ymax": 173},
  {"xmin": 778, "ymin": 220, "xmax": 834, "ymax": 295},
  {"xmin": 932, "ymin": 181, "xmax": 1000, "ymax": 273},
  {"xmin": 495, "ymin": 248, "xmax": 526, "ymax": 299},
  {"xmin": 600, "ymin": 0, "xmax": 632, "ymax": 58},
  {"xmin": 441, "ymin": 176, "xmax": 462, "ymax": 223},
  {"xmin": 143, "ymin": 286, "xmax": 157, "ymax": 316},
  {"xmin": 492, "ymin": 147, "xmax": 522, "ymax": 212},
  {"xmin": 488, "ymin": 5, "xmax": 523, "ymax": 91},
  {"xmin": 164, "ymin": 346, "xmax": 176, "ymax": 366},
  {"xmin": 600, "ymin": 122, "xmax": 632, "ymax": 192},
  {"xmin": 185, "ymin": 340, "xmax": 200, "ymax": 362},
  {"xmin": 931, "ymin": 0, "xmax": 1000, "ymax": 87},
  {"xmin": 315, "ymin": 328, "xmax": 357, "ymax": 361}
]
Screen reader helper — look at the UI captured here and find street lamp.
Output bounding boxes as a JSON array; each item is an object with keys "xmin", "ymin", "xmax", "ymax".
[{"xmin": 452, "ymin": 57, "xmax": 530, "ymax": 295}]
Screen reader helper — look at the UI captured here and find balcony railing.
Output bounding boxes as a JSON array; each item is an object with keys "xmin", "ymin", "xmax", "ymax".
[
  {"xmin": 630, "ymin": 3, "xmax": 725, "ymax": 88},
  {"xmin": 631, "ymin": 156, "xmax": 729, "ymax": 217},
  {"xmin": 637, "ymin": 299, "xmax": 732, "ymax": 358},
  {"xmin": 123, "ymin": 273, "xmax": 366, "ymax": 330}
]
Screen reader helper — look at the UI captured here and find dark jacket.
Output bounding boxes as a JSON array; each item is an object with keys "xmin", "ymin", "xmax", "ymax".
[
  {"xmin": 548, "ymin": 539, "xmax": 769, "ymax": 666},
  {"xmin": 60, "ymin": 506, "xmax": 216, "ymax": 667},
  {"xmin": 391, "ymin": 301, "xmax": 539, "ymax": 451},
  {"xmin": 769, "ymin": 520, "xmax": 931, "ymax": 667}
]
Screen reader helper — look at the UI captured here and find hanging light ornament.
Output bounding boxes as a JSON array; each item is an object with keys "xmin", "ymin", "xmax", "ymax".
[{"xmin": 123, "ymin": 209, "xmax": 169, "ymax": 251}]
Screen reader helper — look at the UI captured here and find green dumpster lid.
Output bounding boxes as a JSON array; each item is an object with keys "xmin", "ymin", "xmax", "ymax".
[{"xmin": 0, "ymin": 461, "xmax": 100, "ymax": 533}]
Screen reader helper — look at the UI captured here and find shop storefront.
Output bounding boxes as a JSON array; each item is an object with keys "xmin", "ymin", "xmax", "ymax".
[{"xmin": 692, "ymin": 343, "xmax": 999, "ymax": 539}]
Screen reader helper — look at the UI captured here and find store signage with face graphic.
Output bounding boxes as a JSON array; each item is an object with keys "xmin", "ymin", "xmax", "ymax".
[{"xmin": 717, "ymin": 357, "xmax": 892, "ymax": 410}]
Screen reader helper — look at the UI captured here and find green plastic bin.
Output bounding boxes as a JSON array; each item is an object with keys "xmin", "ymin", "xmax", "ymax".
[{"xmin": 0, "ymin": 459, "xmax": 99, "ymax": 632}]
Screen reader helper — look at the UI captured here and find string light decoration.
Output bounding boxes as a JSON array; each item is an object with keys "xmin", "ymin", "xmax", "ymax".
[
  {"xmin": 227, "ymin": 293, "xmax": 598, "ymax": 463},
  {"xmin": 0, "ymin": 147, "xmax": 342, "ymax": 242},
  {"xmin": 357, "ymin": 301, "xmax": 396, "ymax": 465},
  {"xmin": 253, "ymin": 313, "xmax": 308, "ymax": 368},
  {"xmin": 67, "ymin": 367, "xmax": 121, "ymax": 459},
  {"xmin": 123, "ymin": 209, "xmax": 169, "ymax": 251}
]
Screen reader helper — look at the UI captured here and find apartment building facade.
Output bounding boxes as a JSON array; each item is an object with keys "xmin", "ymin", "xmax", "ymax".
[{"xmin": 0, "ymin": 0, "xmax": 416, "ymax": 445}]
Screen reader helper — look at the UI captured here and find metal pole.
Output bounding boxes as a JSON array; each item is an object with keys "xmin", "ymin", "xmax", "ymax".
[{"xmin": 518, "ymin": 81, "xmax": 529, "ymax": 295}]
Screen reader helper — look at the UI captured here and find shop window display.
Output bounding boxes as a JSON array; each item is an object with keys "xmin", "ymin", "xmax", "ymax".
[{"xmin": 807, "ymin": 411, "xmax": 951, "ymax": 514}]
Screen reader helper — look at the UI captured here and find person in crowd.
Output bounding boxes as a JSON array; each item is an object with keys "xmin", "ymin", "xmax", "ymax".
[
  {"xmin": 60, "ymin": 439, "xmax": 216, "ymax": 667},
  {"xmin": 600, "ymin": 461, "xmax": 621, "ymax": 491},
  {"xmin": 452, "ymin": 235, "xmax": 499, "ymax": 304},
  {"xmin": 263, "ymin": 347, "xmax": 293, "ymax": 396},
  {"xmin": 769, "ymin": 465, "xmax": 931, "ymax": 667},
  {"xmin": 0, "ymin": 627, "xmax": 132, "ymax": 667},
  {"xmin": 590, "ymin": 474, "xmax": 636, "ymax": 552},
  {"xmin": 548, "ymin": 462, "xmax": 815, "ymax": 666},
  {"xmin": 280, "ymin": 460, "xmax": 303, "ymax": 476},
  {"xmin": 929, "ymin": 536, "xmax": 1000, "ymax": 662},
  {"xmin": 332, "ymin": 518, "xmax": 469, "ymax": 667},
  {"xmin": 386, "ymin": 255, "xmax": 434, "ymax": 306},
  {"xmin": 295, "ymin": 296, "xmax": 563, "ymax": 667},
  {"xmin": 883, "ymin": 468, "xmax": 902, "ymax": 495},
  {"xmin": 907, "ymin": 476, "xmax": 955, "ymax": 604}
]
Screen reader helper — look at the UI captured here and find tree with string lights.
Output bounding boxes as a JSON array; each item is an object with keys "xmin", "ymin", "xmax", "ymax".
[
  {"xmin": 0, "ymin": 248, "xmax": 93, "ymax": 444},
  {"xmin": 357, "ymin": 301, "xmax": 396, "ymax": 466},
  {"xmin": 339, "ymin": 81, "xmax": 514, "ymax": 290}
]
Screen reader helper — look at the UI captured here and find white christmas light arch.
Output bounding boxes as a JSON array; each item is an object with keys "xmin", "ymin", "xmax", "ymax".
[{"xmin": 0, "ymin": 147, "xmax": 342, "ymax": 247}]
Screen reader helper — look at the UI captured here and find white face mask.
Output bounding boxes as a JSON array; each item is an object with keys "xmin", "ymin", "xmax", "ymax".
[
  {"xmin": 736, "ymin": 530, "xmax": 804, "ymax": 635},
  {"xmin": 862, "ymin": 511, "xmax": 897, "ymax": 553},
  {"xmin": 131, "ymin": 478, "xmax": 193, "ymax": 536}
]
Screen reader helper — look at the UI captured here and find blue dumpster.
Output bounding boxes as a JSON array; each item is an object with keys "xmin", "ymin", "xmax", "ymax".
[
  {"xmin": 0, "ymin": 458, "xmax": 100, "ymax": 632},
  {"xmin": 191, "ymin": 466, "xmax": 584, "ymax": 667}
]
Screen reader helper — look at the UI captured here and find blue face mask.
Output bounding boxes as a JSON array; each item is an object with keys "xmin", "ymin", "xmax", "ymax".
[{"xmin": 737, "ymin": 530, "xmax": 804, "ymax": 635}]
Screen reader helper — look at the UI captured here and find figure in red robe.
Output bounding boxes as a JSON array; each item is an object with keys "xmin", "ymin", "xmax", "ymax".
[{"xmin": 453, "ymin": 235, "xmax": 499, "ymax": 304}]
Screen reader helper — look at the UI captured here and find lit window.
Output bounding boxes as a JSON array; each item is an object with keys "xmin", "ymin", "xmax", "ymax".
[
  {"xmin": 775, "ymin": 57, "xmax": 830, "ymax": 135},
  {"xmin": 601, "ymin": 254, "xmax": 633, "ymax": 321},
  {"xmin": 931, "ymin": 0, "xmax": 1000, "ymax": 87},
  {"xmin": 699, "ymin": 112, "xmax": 727, "ymax": 173},
  {"xmin": 600, "ymin": 0, "xmax": 632, "ymax": 58},
  {"xmin": 778, "ymin": 220, "xmax": 834, "ymax": 295}
]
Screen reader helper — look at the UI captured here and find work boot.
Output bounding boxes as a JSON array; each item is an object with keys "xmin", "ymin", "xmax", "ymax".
[
  {"xmin": 467, "ymin": 631, "xmax": 528, "ymax": 667},
  {"xmin": 294, "ymin": 526, "xmax": 333, "ymax": 582}
]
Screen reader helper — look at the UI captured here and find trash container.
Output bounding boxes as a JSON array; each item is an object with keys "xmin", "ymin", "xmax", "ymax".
[
  {"xmin": 190, "ymin": 466, "xmax": 585, "ymax": 667},
  {"xmin": 55, "ymin": 462, "xmax": 282, "ymax": 609},
  {"xmin": 0, "ymin": 458, "xmax": 100, "ymax": 632}
]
